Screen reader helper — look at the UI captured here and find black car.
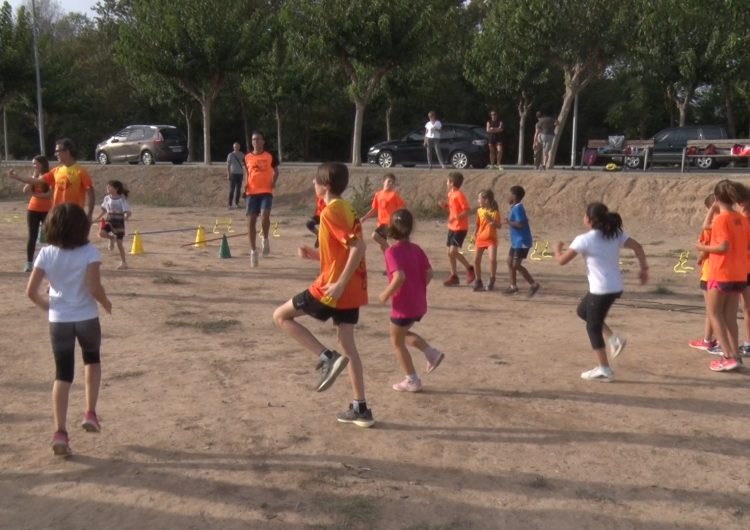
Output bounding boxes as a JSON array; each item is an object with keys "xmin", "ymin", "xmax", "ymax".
[
  {"xmin": 623, "ymin": 125, "xmax": 729, "ymax": 169},
  {"xmin": 95, "ymin": 125, "xmax": 188, "ymax": 165},
  {"xmin": 367, "ymin": 123, "xmax": 489, "ymax": 169}
]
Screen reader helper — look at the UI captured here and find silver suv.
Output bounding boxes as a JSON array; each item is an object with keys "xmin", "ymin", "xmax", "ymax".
[{"xmin": 95, "ymin": 125, "xmax": 188, "ymax": 165}]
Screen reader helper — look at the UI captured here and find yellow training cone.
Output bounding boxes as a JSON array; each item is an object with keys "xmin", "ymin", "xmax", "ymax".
[
  {"xmin": 194, "ymin": 225, "xmax": 207, "ymax": 248},
  {"xmin": 130, "ymin": 231, "xmax": 144, "ymax": 255}
]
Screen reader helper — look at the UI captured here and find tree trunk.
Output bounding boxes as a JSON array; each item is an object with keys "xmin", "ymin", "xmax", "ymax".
[
  {"xmin": 352, "ymin": 98, "xmax": 366, "ymax": 166},
  {"xmin": 723, "ymin": 80, "xmax": 737, "ymax": 138},
  {"xmin": 240, "ymin": 98, "xmax": 250, "ymax": 152},
  {"xmin": 667, "ymin": 84, "xmax": 693, "ymax": 127},
  {"xmin": 201, "ymin": 98, "xmax": 212, "ymax": 164},
  {"xmin": 385, "ymin": 101, "xmax": 394, "ymax": 141},
  {"xmin": 517, "ymin": 92, "xmax": 532, "ymax": 165},
  {"xmin": 275, "ymin": 104, "xmax": 283, "ymax": 162},
  {"xmin": 180, "ymin": 104, "xmax": 195, "ymax": 162}
]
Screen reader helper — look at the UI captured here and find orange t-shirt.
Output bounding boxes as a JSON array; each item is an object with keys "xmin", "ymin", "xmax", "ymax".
[
  {"xmin": 371, "ymin": 189, "xmax": 406, "ymax": 226},
  {"xmin": 27, "ymin": 179, "xmax": 52, "ymax": 213},
  {"xmin": 707, "ymin": 211, "xmax": 750, "ymax": 282},
  {"xmin": 308, "ymin": 198, "xmax": 368, "ymax": 309},
  {"xmin": 314, "ymin": 196, "xmax": 326, "ymax": 217},
  {"xmin": 42, "ymin": 164, "xmax": 93, "ymax": 207},
  {"xmin": 447, "ymin": 189, "xmax": 469, "ymax": 231},
  {"xmin": 244, "ymin": 150, "xmax": 279, "ymax": 195},
  {"xmin": 698, "ymin": 228, "xmax": 711, "ymax": 281},
  {"xmin": 475, "ymin": 207, "xmax": 500, "ymax": 248}
]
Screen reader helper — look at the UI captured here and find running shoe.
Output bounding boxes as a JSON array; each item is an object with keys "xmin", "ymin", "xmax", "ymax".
[
  {"xmin": 503, "ymin": 286, "xmax": 519, "ymax": 295},
  {"xmin": 580, "ymin": 365, "xmax": 613, "ymax": 382},
  {"xmin": 392, "ymin": 376, "xmax": 423, "ymax": 393},
  {"xmin": 473, "ymin": 279, "xmax": 484, "ymax": 292},
  {"xmin": 315, "ymin": 351, "xmax": 348, "ymax": 392},
  {"xmin": 51, "ymin": 431, "xmax": 70, "ymax": 456},
  {"xmin": 250, "ymin": 250, "xmax": 259, "ymax": 268},
  {"xmin": 739, "ymin": 344, "xmax": 750, "ymax": 357},
  {"xmin": 262, "ymin": 238, "xmax": 270, "ymax": 257},
  {"xmin": 528, "ymin": 283, "xmax": 540, "ymax": 297},
  {"xmin": 608, "ymin": 334, "xmax": 627, "ymax": 359},
  {"xmin": 336, "ymin": 404, "xmax": 375, "ymax": 428},
  {"xmin": 707, "ymin": 344, "xmax": 723, "ymax": 356},
  {"xmin": 443, "ymin": 274, "xmax": 459, "ymax": 287},
  {"xmin": 710, "ymin": 356, "xmax": 740, "ymax": 372},
  {"xmin": 425, "ymin": 348, "xmax": 445, "ymax": 374},
  {"xmin": 81, "ymin": 411, "xmax": 101, "ymax": 433},
  {"xmin": 487, "ymin": 277, "xmax": 496, "ymax": 291},
  {"xmin": 688, "ymin": 338, "xmax": 717, "ymax": 351},
  {"xmin": 466, "ymin": 266, "xmax": 476, "ymax": 284}
]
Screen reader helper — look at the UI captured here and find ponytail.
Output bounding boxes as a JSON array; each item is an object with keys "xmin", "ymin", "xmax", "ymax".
[{"xmin": 586, "ymin": 202, "xmax": 622, "ymax": 239}]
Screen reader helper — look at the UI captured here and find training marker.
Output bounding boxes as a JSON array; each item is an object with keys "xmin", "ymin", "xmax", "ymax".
[
  {"xmin": 130, "ymin": 231, "xmax": 144, "ymax": 255},
  {"xmin": 194, "ymin": 225, "xmax": 207, "ymax": 248},
  {"xmin": 219, "ymin": 234, "xmax": 232, "ymax": 258}
]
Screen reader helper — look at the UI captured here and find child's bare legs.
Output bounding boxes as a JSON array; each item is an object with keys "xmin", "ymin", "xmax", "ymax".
[
  {"xmin": 741, "ymin": 287, "xmax": 750, "ymax": 346},
  {"xmin": 84, "ymin": 363, "xmax": 101, "ymax": 414},
  {"xmin": 506, "ymin": 254, "xmax": 517, "ymax": 287},
  {"xmin": 707, "ymin": 290, "xmax": 739, "ymax": 358},
  {"xmin": 52, "ymin": 380, "xmax": 71, "ymax": 433},
  {"xmin": 115, "ymin": 239, "xmax": 127, "ymax": 269},
  {"xmin": 514, "ymin": 257, "xmax": 535, "ymax": 286},
  {"xmin": 247, "ymin": 213, "xmax": 258, "ymax": 251},
  {"xmin": 488, "ymin": 245, "xmax": 497, "ymax": 280},
  {"xmin": 272, "ymin": 300, "xmax": 328, "ymax": 356},
  {"xmin": 372, "ymin": 231, "xmax": 388, "ymax": 253},
  {"xmin": 474, "ymin": 248, "xmax": 484, "ymax": 282},
  {"xmin": 260, "ymin": 209, "xmax": 271, "ymax": 241},
  {"xmin": 337, "ymin": 323, "xmax": 365, "ymax": 401},
  {"xmin": 390, "ymin": 323, "xmax": 416, "ymax": 376},
  {"xmin": 723, "ymin": 293, "xmax": 740, "ymax": 357},
  {"xmin": 448, "ymin": 245, "xmax": 471, "ymax": 275}
]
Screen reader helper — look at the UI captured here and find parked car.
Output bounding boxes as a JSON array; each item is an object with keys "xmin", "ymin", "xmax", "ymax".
[
  {"xmin": 95, "ymin": 125, "xmax": 188, "ymax": 165},
  {"xmin": 623, "ymin": 125, "xmax": 729, "ymax": 169},
  {"xmin": 367, "ymin": 123, "xmax": 489, "ymax": 169}
]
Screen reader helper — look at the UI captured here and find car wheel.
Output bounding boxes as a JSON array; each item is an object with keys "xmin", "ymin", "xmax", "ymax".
[
  {"xmin": 451, "ymin": 150, "xmax": 469, "ymax": 169},
  {"xmin": 624, "ymin": 156, "xmax": 642, "ymax": 169},
  {"xmin": 141, "ymin": 150, "xmax": 154, "ymax": 165},
  {"xmin": 377, "ymin": 151, "xmax": 394, "ymax": 168},
  {"xmin": 97, "ymin": 151, "xmax": 110, "ymax": 165},
  {"xmin": 695, "ymin": 156, "xmax": 717, "ymax": 170}
]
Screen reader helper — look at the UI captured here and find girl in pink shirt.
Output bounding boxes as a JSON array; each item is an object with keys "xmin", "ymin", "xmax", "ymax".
[{"xmin": 379, "ymin": 209, "xmax": 445, "ymax": 392}]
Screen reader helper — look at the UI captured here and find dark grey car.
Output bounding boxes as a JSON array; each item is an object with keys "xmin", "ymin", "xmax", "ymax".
[
  {"xmin": 624, "ymin": 125, "xmax": 728, "ymax": 169},
  {"xmin": 95, "ymin": 125, "xmax": 188, "ymax": 165}
]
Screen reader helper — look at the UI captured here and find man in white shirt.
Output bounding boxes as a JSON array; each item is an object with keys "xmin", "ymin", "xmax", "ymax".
[{"xmin": 423, "ymin": 111, "xmax": 447, "ymax": 169}]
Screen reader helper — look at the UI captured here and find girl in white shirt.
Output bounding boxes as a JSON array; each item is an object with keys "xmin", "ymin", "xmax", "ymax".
[
  {"xmin": 94, "ymin": 180, "xmax": 131, "ymax": 270},
  {"xmin": 554, "ymin": 202, "xmax": 648, "ymax": 382},
  {"xmin": 26, "ymin": 203, "xmax": 112, "ymax": 456}
]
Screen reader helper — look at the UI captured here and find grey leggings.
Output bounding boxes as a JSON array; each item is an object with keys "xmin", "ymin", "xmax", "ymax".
[
  {"xmin": 426, "ymin": 138, "xmax": 445, "ymax": 167},
  {"xmin": 50, "ymin": 318, "xmax": 101, "ymax": 383}
]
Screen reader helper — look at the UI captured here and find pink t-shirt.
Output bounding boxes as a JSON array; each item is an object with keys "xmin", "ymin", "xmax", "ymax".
[{"xmin": 384, "ymin": 241, "xmax": 431, "ymax": 319}]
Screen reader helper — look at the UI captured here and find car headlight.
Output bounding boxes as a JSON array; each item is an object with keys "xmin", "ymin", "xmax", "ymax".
[{"xmin": 368, "ymin": 146, "xmax": 379, "ymax": 153}]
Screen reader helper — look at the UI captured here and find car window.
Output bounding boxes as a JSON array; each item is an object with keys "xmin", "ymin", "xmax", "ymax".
[
  {"xmin": 142, "ymin": 127, "xmax": 156, "ymax": 140},
  {"xmin": 160, "ymin": 128, "xmax": 185, "ymax": 141},
  {"xmin": 126, "ymin": 127, "xmax": 145, "ymax": 141},
  {"xmin": 440, "ymin": 126, "xmax": 456, "ymax": 140},
  {"xmin": 452, "ymin": 128, "xmax": 473, "ymax": 140},
  {"xmin": 701, "ymin": 128, "xmax": 725, "ymax": 140},
  {"xmin": 654, "ymin": 130, "xmax": 672, "ymax": 143},
  {"xmin": 405, "ymin": 131, "xmax": 423, "ymax": 142},
  {"xmin": 115, "ymin": 128, "xmax": 129, "ymax": 138},
  {"xmin": 471, "ymin": 127, "xmax": 488, "ymax": 138}
]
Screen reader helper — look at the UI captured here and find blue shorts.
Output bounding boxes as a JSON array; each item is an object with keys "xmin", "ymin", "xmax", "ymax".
[{"xmin": 246, "ymin": 193, "xmax": 273, "ymax": 216}]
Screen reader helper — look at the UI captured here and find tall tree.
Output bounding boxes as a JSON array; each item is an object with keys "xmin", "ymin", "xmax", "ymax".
[
  {"xmin": 283, "ymin": 0, "xmax": 460, "ymax": 165},
  {"xmin": 115, "ymin": 0, "xmax": 269, "ymax": 164},
  {"xmin": 0, "ymin": 2, "xmax": 33, "ymax": 110}
]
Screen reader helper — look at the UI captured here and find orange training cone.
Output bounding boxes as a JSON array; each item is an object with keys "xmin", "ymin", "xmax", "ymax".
[
  {"xmin": 194, "ymin": 225, "xmax": 207, "ymax": 248},
  {"xmin": 130, "ymin": 231, "xmax": 144, "ymax": 255}
]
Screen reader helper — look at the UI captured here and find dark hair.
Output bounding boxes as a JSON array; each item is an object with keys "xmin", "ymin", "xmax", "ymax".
[
  {"xmin": 315, "ymin": 162, "xmax": 349, "ymax": 196},
  {"xmin": 108, "ymin": 179, "xmax": 129, "ymax": 198},
  {"xmin": 388, "ymin": 208, "xmax": 414, "ymax": 241},
  {"xmin": 704, "ymin": 193, "xmax": 716, "ymax": 209},
  {"xmin": 45, "ymin": 203, "xmax": 90, "ymax": 249},
  {"xmin": 251, "ymin": 130, "xmax": 265, "ymax": 140},
  {"xmin": 383, "ymin": 173, "xmax": 396, "ymax": 182},
  {"xmin": 448, "ymin": 171, "xmax": 464, "ymax": 188},
  {"xmin": 33, "ymin": 154, "xmax": 50, "ymax": 173},
  {"xmin": 55, "ymin": 138, "xmax": 78, "ymax": 159},
  {"xmin": 479, "ymin": 189, "xmax": 499, "ymax": 211},
  {"xmin": 713, "ymin": 179, "xmax": 749, "ymax": 205},
  {"xmin": 586, "ymin": 202, "xmax": 622, "ymax": 239},
  {"xmin": 510, "ymin": 185, "xmax": 525, "ymax": 202}
]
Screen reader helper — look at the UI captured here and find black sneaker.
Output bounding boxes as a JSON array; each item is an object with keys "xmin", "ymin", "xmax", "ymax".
[
  {"xmin": 336, "ymin": 404, "xmax": 375, "ymax": 428},
  {"xmin": 487, "ymin": 277, "xmax": 496, "ymax": 291},
  {"xmin": 315, "ymin": 351, "xmax": 349, "ymax": 392},
  {"xmin": 473, "ymin": 279, "xmax": 484, "ymax": 292}
]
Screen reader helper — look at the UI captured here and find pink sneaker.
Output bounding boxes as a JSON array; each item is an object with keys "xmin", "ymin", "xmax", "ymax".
[
  {"xmin": 81, "ymin": 411, "xmax": 101, "ymax": 433},
  {"xmin": 466, "ymin": 266, "xmax": 476, "ymax": 284},
  {"xmin": 51, "ymin": 430, "xmax": 70, "ymax": 456},
  {"xmin": 688, "ymin": 338, "xmax": 716, "ymax": 351},
  {"xmin": 425, "ymin": 348, "xmax": 445, "ymax": 374},
  {"xmin": 392, "ymin": 376, "xmax": 423, "ymax": 393},
  {"xmin": 710, "ymin": 356, "xmax": 740, "ymax": 372}
]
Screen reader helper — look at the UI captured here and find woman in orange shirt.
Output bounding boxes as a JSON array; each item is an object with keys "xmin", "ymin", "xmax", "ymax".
[
  {"xmin": 696, "ymin": 180, "xmax": 750, "ymax": 372},
  {"xmin": 21, "ymin": 156, "xmax": 52, "ymax": 272},
  {"xmin": 473, "ymin": 189, "xmax": 501, "ymax": 291}
]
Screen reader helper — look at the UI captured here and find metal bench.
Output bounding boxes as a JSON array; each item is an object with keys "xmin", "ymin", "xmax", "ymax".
[
  {"xmin": 681, "ymin": 139, "xmax": 750, "ymax": 172},
  {"xmin": 581, "ymin": 138, "xmax": 652, "ymax": 171}
]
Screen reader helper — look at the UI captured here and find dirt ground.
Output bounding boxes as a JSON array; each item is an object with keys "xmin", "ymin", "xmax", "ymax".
[{"xmin": 1, "ymin": 165, "xmax": 749, "ymax": 529}]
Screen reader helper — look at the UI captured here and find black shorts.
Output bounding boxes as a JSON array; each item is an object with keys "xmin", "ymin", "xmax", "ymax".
[
  {"xmin": 390, "ymin": 315, "xmax": 423, "ymax": 327},
  {"xmin": 292, "ymin": 290, "xmax": 359, "ymax": 325},
  {"xmin": 374, "ymin": 224, "xmax": 388, "ymax": 240},
  {"xmin": 699, "ymin": 280, "xmax": 707, "ymax": 291},
  {"xmin": 747, "ymin": 274, "xmax": 750, "ymax": 287},
  {"xmin": 446, "ymin": 230, "xmax": 467, "ymax": 248},
  {"xmin": 509, "ymin": 247, "xmax": 530, "ymax": 260},
  {"xmin": 101, "ymin": 218, "xmax": 125, "ymax": 239}
]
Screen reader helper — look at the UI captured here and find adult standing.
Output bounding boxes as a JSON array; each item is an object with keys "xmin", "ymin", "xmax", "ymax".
[
  {"xmin": 226, "ymin": 142, "xmax": 246, "ymax": 210},
  {"xmin": 486, "ymin": 110, "xmax": 505, "ymax": 170},
  {"xmin": 423, "ymin": 111, "xmax": 446, "ymax": 169},
  {"xmin": 535, "ymin": 111, "xmax": 557, "ymax": 169},
  {"xmin": 9, "ymin": 138, "xmax": 95, "ymax": 217},
  {"xmin": 244, "ymin": 130, "xmax": 279, "ymax": 267}
]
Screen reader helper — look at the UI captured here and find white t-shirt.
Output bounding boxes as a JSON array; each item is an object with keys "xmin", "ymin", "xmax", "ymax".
[
  {"xmin": 425, "ymin": 120, "xmax": 442, "ymax": 139},
  {"xmin": 569, "ymin": 229, "xmax": 629, "ymax": 294},
  {"xmin": 101, "ymin": 195, "xmax": 130, "ymax": 219},
  {"xmin": 34, "ymin": 244, "xmax": 101, "ymax": 322}
]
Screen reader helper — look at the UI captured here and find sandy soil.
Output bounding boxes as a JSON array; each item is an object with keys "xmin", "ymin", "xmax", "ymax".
[{"xmin": 1, "ymin": 166, "xmax": 749, "ymax": 529}]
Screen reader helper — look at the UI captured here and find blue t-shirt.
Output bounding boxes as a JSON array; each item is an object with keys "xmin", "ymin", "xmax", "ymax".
[{"xmin": 509, "ymin": 203, "xmax": 532, "ymax": 248}]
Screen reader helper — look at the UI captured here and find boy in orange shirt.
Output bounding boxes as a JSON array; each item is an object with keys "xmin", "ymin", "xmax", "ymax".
[
  {"xmin": 362, "ymin": 173, "xmax": 406, "ymax": 253},
  {"xmin": 273, "ymin": 162, "xmax": 374, "ymax": 427},
  {"xmin": 440, "ymin": 172, "xmax": 475, "ymax": 286}
]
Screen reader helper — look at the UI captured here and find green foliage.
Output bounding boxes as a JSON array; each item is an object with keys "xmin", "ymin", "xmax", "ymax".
[
  {"xmin": 348, "ymin": 176, "xmax": 375, "ymax": 217},
  {"xmin": 0, "ymin": 2, "xmax": 33, "ymax": 109}
]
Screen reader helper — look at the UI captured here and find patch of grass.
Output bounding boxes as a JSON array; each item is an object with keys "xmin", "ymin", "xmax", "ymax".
[
  {"xmin": 165, "ymin": 318, "xmax": 240, "ymax": 334},
  {"xmin": 348, "ymin": 176, "xmax": 375, "ymax": 217},
  {"xmin": 574, "ymin": 487, "xmax": 615, "ymax": 503},
  {"xmin": 527, "ymin": 475, "xmax": 550, "ymax": 489},
  {"xmin": 153, "ymin": 274, "xmax": 187, "ymax": 285},
  {"xmin": 139, "ymin": 192, "xmax": 176, "ymax": 207},
  {"xmin": 406, "ymin": 522, "xmax": 474, "ymax": 530},
  {"xmin": 329, "ymin": 498, "xmax": 379, "ymax": 529},
  {"xmin": 412, "ymin": 193, "xmax": 445, "ymax": 219},
  {"xmin": 651, "ymin": 285, "xmax": 675, "ymax": 295}
]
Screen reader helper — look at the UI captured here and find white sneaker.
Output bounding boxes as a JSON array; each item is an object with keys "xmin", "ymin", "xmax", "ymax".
[
  {"xmin": 23, "ymin": 261, "xmax": 32, "ymax": 273},
  {"xmin": 581, "ymin": 366, "xmax": 613, "ymax": 382},
  {"xmin": 261, "ymin": 238, "xmax": 270, "ymax": 257},
  {"xmin": 608, "ymin": 334, "xmax": 627, "ymax": 359},
  {"xmin": 250, "ymin": 250, "xmax": 259, "ymax": 268}
]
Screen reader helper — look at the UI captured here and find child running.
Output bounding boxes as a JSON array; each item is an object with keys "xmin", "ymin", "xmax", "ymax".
[
  {"xmin": 94, "ymin": 180, "xmax": 131, "ymax": 270},
  {"xmin": 554, "ymin": 202, "xmax": 648, "ymax": 382},
  {"xmin": 695, "ymin": 180, "xmax": 750, "ymax": 372},
  {"xmin": 440, "ymin": 172, "xmax": 475, "ymax": 286},
  {"xmin": 14, "ymin": 156, "xmax": 52, "ymax": 272},
  {"xmin": 473, "ymin": 189, "xmax": 501, "ymax": 291},
  {"xmin": 379, "ymin": 209, "xmax": 445, "ymax": 392},
  {"xmin": 26, "ymin": 203, "xmax": 112, "ymax": 456},
  {"xmin": 689, "ymin": 194, "xmax": 717, "ymax": 351},
  {"xmin": 505, "ymin": 185, "xmax": 540, "ymax": 296},
  {"xmin": 361, "ymin": 173, "xmax": 406, "ymax": 254},
  {"xmin": 305, "ymin": 194, "xmax": 326, "ymax": 248},
  {"xmin": 273, "ymin": 162, "xmax": 374, "ymax": 427}
]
